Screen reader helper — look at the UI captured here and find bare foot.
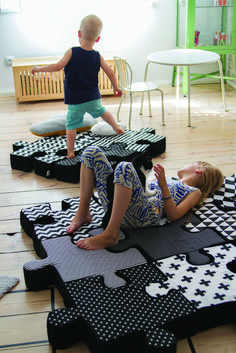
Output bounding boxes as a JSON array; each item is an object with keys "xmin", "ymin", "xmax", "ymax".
[
  {"xmin": 116, "ymin": 127, "xmax": 125, "ymax": 134},
  {"xmin": 67, "ymin": 212, "xmax": 92, "ymax": 233},
  {"xmin": 76, "ymin": 231, "xmax": 119, "ymax": 250},
  {"xmin": 67, "ymin": 152, "xmax": 75, "ymax": 159}
]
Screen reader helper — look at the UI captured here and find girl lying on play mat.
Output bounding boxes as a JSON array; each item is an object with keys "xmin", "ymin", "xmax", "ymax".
[{"xmin": 67, "ymin": 146, "xmax": 224, "ymax": 250}]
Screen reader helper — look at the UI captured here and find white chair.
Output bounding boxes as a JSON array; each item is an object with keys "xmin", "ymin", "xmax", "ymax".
[{"xmin": 114, "ymin": 56, "xmax": 165, "ymax": 129}]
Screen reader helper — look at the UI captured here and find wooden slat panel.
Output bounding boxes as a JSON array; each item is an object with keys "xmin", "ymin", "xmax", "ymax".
[
  {"xmin": 51, "ymin": 72, "xmax": 56, "ymax": 94},
  {"xmin": 44, "ymin": 72, "xmax": 49, "ymax": 95},
  {"xmin": 41, "ymin": 72, "xmax": 45, "ymax": 95},
  {"xmin": 49, "ymin": 72, "xmax": 53, "ymax": 95},
  {"xmin": 25, "ymin": 71, "xmax": 30, "ymax": 96},
  {"xmin": 21, "ymin": 71, "xmax": 27, "ymax": 97},
  {"xmin": 55, "ymin": 71, "xmax": 60, "ymax": 93},
  {"xmin": 59, "ymin": 69, "xmax": 64, "ymax": 93},
  {"xmin": 29, "ymin": 70, "xmax": 34, "ymax": 97},
  {"xmin": 12, "ymin": 57, "xmax": 119, "ymax": 101}
]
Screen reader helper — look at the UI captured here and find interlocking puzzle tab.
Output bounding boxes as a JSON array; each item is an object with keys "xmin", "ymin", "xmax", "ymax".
[
  {"xmin": 11, "ymin": 128, "xmax": 166, "ymax": 183},
  {"xmin": 20, "ymin": 196, "xmax": 105, "ymax": 255},
  {"xmin": 110, "ymin": 212, "xmax": 224, "ymax": 265},
  {"xmin": 21, "ymin": 175, "xmax": 236, "ymax": 352},
  {"xmin": 47, "ymin": 264, "xmax": 196, "ymax": 352}
]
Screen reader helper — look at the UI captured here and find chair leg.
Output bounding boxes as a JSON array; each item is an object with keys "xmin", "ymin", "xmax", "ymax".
[
  {"xmin": 117, "ymin": 94, "xmax": 124, "ymax": 122},
  {"xmin": 140, "ymin": 61, "xmax": 151, "ymax": 115},
  {"xmin": 128, "ymin": 93, "xmax": 133, "ymax": 129},
  {"xmin": 140, "ymin": 92, "xmax": 153, "ymax": 117},
  {"xmin": 140, "ymin": 93, "xmax": 144, "ymax": 115},
  {"xmin": 157, "ymin": 88, "xmax": 165, "ymax": 126},
  {"xmin": 148, "ymin": 92, "xmax": 152, "ymax": 117}
]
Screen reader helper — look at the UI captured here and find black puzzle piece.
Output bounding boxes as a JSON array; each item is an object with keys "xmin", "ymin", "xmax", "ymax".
[
  {"xmin": 47, "ymin": 263, "xmax": 197, "ymax": 352},
  {"xmin": 11, "ymin": 128, "xmax": 166, "ymax": 183},
  {"xmin": 110, "ymin": 213, "xmax": 225, "ymax": 265}
]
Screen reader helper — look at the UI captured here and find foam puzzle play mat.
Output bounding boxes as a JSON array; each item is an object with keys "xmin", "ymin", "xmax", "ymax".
[
  {"xmin": 21, "ymin": 173, "xmax": 236, "ymax": 353},
  {"xmin": 10, "ymin": 127, "xmax": 166, "ymax": 183}
]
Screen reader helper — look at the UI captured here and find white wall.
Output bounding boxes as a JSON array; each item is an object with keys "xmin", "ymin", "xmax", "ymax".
[{"xmin": 0, "ymin": 0, "xmax": 177, "ymax": 94}]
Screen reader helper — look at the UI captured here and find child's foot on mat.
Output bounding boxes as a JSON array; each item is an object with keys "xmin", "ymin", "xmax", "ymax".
[
  {"xmin": 67, "ymin": 213, "xmax": 92, "ymax": 233},
  {"xmin": 67, "ymin": 152, "xmax": 75, "ymax": 159},
  {"xmin": 76, "ymin": 232, "xmax": 119, "ymax": 250}
]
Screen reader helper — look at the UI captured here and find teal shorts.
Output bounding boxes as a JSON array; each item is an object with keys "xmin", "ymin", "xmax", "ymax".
[{"xmin": 66, "ymin": 99, "xmax": 106, "ymax": 130}]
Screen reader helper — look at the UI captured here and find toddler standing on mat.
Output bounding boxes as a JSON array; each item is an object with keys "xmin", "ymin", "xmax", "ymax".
[{"xmin": 32, "ymin": 14, "xmax": 124, "ymax": 158}]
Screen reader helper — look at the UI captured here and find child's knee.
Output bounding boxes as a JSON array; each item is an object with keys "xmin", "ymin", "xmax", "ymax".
[
  {"xmin": 82, "ymin": 146, "xmax": 112, "ymax": 173},
  {"xmin": 115, "ymin": 161, "xmax": 130, "ymax": 173},
  {"xmin": 81, "ymin": 146, "xmax": 102, "ymax": 167},
  {"xmin": 82, "ymin": 146, "xmax": 102, "ymax": 158},
  {"xmin": 114, "ymin": 162, "xmax": 134, "ymax": 188}
]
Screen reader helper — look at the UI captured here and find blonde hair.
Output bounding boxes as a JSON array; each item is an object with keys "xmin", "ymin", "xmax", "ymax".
[
  {"xmin": 195, "ymin": 161, "xmax": 224, "ymax": 204},
  {"xmin": 80, "ymin": 15, "xmax": 103, "ymax": 41}
]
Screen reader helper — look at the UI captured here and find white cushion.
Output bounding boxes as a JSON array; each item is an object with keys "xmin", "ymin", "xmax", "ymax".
[
  {"xmin": 91, "ymin": 122, "xmax": 126, "ymax": 136},
  {"xmin": 30, "ymin": 112, "xmax": 97, "ymax": 136}
]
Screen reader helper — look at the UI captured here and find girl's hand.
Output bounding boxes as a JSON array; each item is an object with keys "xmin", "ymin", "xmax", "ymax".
[{"xmin": 153, "ymin": 163, "xmax": 166, "ymax": 188}]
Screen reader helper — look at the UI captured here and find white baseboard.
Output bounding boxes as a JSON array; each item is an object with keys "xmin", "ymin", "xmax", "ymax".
[{"xmin": 0, "ymin": 90, "xmax": 15, "ymax": 97}]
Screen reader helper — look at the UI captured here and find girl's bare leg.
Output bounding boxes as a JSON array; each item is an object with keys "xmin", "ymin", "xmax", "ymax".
[
  {"xmin": 66, "ymin": 128, "xmax": 77, "ymax": 158},
  {"xmin": 76, "ymin": 184, "xmax": 132, "ymax": 250},
  {"xmin": 67, "ymin": 163, "xmax": 95, "ymax": 233}
]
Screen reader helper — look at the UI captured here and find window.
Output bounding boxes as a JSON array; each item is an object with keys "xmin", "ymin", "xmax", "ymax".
[{"xmin": 0, "ymin": 0, "xmax": 21, "ymax": 13}]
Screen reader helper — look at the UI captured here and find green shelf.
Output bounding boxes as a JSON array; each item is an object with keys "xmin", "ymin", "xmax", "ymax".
[{"xmin": 175, "ymin": 0, "xmax": 236, "ymax": 94}]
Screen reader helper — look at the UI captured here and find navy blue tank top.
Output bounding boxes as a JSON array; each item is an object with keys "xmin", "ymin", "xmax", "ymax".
[{"xmin": 64, "ymin": 47, "xmax": 101, "ymax": 105}]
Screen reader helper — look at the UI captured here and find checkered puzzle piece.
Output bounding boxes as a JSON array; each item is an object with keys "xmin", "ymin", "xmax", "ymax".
[
  {"xmin": 20, "ymin": 196, "xmax": 105, "ymax": 256},
  {"xmin": 213, "ymin": 174, "xmax": 236, "ymax": 211},
  {"xmin": 11, "ymin": 128, "xmax": 166, "ymax": 183},
  {"xmin": 10, "ymin": 133, "xmax": 99, "ymax": 181},
  {"xmin": 184, "ymin": 175, "xmax": 236, "ymax": 241}
]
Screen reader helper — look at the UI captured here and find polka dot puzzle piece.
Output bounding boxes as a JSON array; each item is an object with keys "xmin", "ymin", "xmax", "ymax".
[{"xmin": 47, "ymin": 263, "xmax": 196, "ymax": 352}]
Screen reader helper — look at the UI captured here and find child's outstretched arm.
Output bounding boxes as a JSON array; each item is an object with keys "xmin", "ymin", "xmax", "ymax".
[
  {"xmin": 154, "ymin": 163, "xmax": 202, "ymax": 222},
  {"xmin": 32, "ymin": 49, "xmax": 72, "ymax": 75},
  {"xmin": 100, "ymin": 55, "xmax": 122, "ymax": 97}
]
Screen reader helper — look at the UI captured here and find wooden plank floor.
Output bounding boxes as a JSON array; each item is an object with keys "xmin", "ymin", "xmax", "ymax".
[{"xmin": 0, "ymin": 83, "xmax": 236, "ymax": 353}]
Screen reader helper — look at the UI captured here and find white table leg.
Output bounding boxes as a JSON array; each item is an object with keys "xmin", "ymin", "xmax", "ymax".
[
  {"xmin": 218, "ymin": 60, "xmax": 227, "ymax": 112},
  {"xmin": 176, "ymin": 66, "xmax": 180, "ymax": 101},
  {"xmin": 187, "ymin": 66, "xmax": 191, "ymax": 127}
]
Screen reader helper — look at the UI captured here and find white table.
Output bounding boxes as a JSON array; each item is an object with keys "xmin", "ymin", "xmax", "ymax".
[{"xmin": 144, "ymin": 49, "xmax": 227, "ymax": 127}]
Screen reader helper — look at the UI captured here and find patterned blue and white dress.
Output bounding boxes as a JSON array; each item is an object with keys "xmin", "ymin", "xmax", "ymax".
[{"xmin": 81, "ymin": 146, "xmax": 199, "ymax": 229}]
